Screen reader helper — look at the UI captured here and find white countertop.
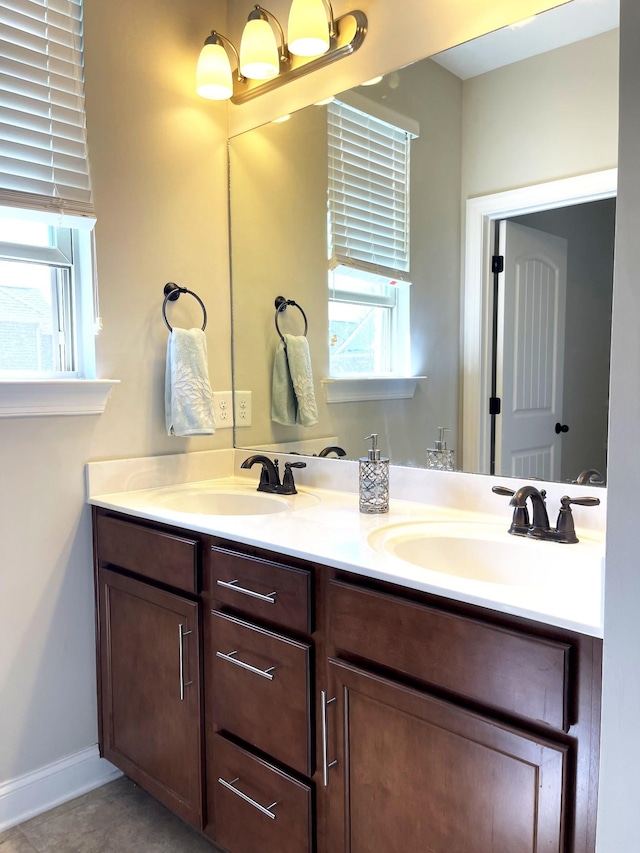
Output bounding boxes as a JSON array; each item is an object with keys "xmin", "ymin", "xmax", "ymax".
[{"xmin": 87, "ymin": 451, "xmax": 604, "ymax": 638}]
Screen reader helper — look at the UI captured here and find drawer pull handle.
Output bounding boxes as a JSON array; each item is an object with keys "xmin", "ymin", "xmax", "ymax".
[
  {"xmin": 217, "ymin": 776, "xmax": 278, "ymax": 820},
  {"xmin": 217, "ymin": 578, "xmax": 277, "ymax": 604},
  {"xmin": 321, "ymin": 690, "xmax": 338, "ymax": 787},
  {"xmin": 178, "ymin": 624, "xmax": 193, "ymax": 701},
  {"xmin": 216, "ymin": 649, "xmax": 276, "ymax": 680}
]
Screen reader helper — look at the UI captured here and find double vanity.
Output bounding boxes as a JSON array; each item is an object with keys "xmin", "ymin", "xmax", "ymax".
[{"xmin": 89, "ymin": 450, "xmax": 605, "ymax": 853}]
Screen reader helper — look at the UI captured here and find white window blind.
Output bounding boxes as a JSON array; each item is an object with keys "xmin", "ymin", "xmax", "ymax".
[
  {"xmin": 0, "ymin": 0, "xmax": 93, "ymax": 216},
  {"xmin": 328, "ymin": 99, "xmax": 411, "ymax": 280}
]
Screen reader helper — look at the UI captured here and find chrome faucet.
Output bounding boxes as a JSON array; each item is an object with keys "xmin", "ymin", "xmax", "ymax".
[
  {"xmin": 240, "ymin": 455, "xmax": 306, "ymax": 495},
  {"xmin": 492, "ymin": 484, "xmax": 600, "ymax": 543}
]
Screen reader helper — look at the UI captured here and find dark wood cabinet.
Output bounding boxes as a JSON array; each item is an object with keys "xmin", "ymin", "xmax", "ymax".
[
  {"xmin": 203, "ymin": 540, "xmax": 317, "ymax": 851},
  {"xmin": 97, "ymin": 566, "xmax": 204, "ymax": 827},
  {"xmin": 323, "ymin": 575, "xmax": 601, "ymax": 853},
  {"xmin": 325, "ymin": 658, "xmax": 568, "ymax": 853},
  {"xmin": 93, "ymin": 508, "xmax": 601, "ymax": 853}
]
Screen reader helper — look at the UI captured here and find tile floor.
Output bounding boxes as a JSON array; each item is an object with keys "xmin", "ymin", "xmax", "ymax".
[{"xmin": 0, "ymin": 777, "xmax": 218, "ymax": 853}]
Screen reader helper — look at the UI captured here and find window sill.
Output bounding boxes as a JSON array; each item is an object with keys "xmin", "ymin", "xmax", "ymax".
[
  {"xmin": 321, "ymin": 376, "xmax": 425, "ymax": 403},
  {"xmin": 0, "ymin": 379, "xmax": 120, "ymax": 418}
]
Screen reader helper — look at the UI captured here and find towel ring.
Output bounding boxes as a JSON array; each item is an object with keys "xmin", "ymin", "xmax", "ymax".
[
  {"xmin": 162, "ymin": 283, "xmax": 207, "ymax": 332},
  {"xmin": 274, "ymin": 296, "xmax": 308, "ymax": 342}
]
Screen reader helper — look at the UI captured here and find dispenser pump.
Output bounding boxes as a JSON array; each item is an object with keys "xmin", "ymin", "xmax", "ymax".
[
  {"xmin": 365, "ymin": 433, "xmax": 381, "ymax": 461},
  {"xmin": 434, "ymin": 427, "xmax": 450, "ymax": 452}
]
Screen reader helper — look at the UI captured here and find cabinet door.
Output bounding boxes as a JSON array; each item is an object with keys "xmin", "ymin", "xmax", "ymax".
[
  {"xmin": 325, "ymin": 659, "xmax": 568, "ymax": 853},
  {"xmin": 98, "ymin": 567, "xmax": 203, "ymax": 827}
]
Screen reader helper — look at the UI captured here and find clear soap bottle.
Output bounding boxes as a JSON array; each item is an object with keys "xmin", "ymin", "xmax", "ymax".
[
  {"xmin": 427, "ymin": 427, "xmax": 455, "ymax": 471},
  {"xmin": 359, "ymin": 433, "xmax": 389, "ymax": 513}
]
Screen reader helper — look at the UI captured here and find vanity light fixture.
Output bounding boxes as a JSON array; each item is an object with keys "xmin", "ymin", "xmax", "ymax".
[
  {"xmin": 196, "ymin": 2, "xmax": 367, "ymax": 105},
  {"xmin": 196, "ymin": 32, "xmax": 243, "ymax": 100},
  {"xmin": 288, "ymin": 0, "xmax": 335, "ymax": 57},
  {"xmin": 240, "ymin": 5, "xmax": 287, "ymax": 80}
]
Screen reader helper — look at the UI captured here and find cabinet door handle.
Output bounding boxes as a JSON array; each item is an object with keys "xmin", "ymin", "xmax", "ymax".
[
  {"xmin": 216, "ymin": 649, "xmax": 276, "ymax": 680},
  {"xmin": 178, "ymin": 624, "xmax": 193, "ymax": 701},
  {"xmin": 321, "ymin": 690, "xmax": 338, "ymax": 787},
  {"xmin": 216, "ymin": 578, "xmax": 277, "ymax": 604},
  {"xmin": 217, "ymin": 776, "xmax": 278, "ymax": 820}
]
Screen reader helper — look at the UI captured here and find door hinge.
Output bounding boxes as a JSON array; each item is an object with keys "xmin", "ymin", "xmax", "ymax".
[
  {"xmin": 489, "ymin": 397, "xmax": 501, "ymax": 415},
  {"xmin": 492, "ymin": 255, "xmax": 504, "ymax": 274}
]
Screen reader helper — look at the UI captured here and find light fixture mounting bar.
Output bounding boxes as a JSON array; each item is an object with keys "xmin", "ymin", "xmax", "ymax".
[{"xmin": 231, "ymin": 9, "xmax": 367, "ymax": 104}]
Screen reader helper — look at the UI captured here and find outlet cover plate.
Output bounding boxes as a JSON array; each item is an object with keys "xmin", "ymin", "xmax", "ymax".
[{"xmin": 212, "ymin": 391, "xmax": 233, "ymax": 429}]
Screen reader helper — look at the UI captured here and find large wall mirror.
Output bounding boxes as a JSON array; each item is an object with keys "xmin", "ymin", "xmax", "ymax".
[{"xmin": 229, "ymin": 0, "xmax": 618, "ymax": 485}]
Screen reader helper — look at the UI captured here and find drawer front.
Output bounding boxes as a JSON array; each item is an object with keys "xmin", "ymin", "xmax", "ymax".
[
  {"xmin": 328, "ymin": 580, "xmax": 572, "ymax": 731},
  {"xmin": 96, "ymin": 513, "xmax": 199, "ymax": 593},
  {"xmin": 210, "ymin": 733, "xmax": 312, "ymax": 853},
  {"xmin": 209, "ymin": 546, "xmax": 311, "ymax": 633},
  {"xmin": 210, "ymin": 611, "xmax": 312, "ymax": 775}
]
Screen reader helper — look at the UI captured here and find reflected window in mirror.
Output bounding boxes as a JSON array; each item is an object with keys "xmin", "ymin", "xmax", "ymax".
[
  {"xmin": 327, "ymin": 100, "xmax": 415, "ymax": 377},
  {"xmin": 329, "ymin": 267, "xmax": 410, "ymax": 375}
]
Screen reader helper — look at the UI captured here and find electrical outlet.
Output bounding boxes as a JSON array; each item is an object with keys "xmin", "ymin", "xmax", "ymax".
[
  {"xmin": 212, "ymin": 391, "xmax": 233, "ymax": 429},
  {"xmin": 234, "ymin": 390, "xmax": 252, "ymax": 427}
]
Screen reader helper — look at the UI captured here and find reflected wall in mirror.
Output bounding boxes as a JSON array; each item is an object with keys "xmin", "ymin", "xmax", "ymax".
[{"xmin": 230, "ymin": 0, "xmax": 618, "ymax": 484}]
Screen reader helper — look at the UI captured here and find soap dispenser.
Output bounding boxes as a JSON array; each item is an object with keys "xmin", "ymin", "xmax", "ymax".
[
  {"xmin": 427, "ymin": 427, "xmax": 455, "ymax": 471},
  {"xmin": 359, "ymin": 433, "xmax": 389, "ymax": 514}
]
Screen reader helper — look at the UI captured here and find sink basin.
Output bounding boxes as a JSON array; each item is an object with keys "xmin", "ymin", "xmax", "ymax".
[
  {"xmin": 154, "ymin": 483, "xmax": 318, "ymax": 516},
  {"xmin": 368, "ymin": 520, "xmax": 603, "ymax": 587}
]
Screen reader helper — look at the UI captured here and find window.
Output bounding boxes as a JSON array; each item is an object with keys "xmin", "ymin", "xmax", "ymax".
[
  {"xmin": 327, "ymin": 98, "xmax": 415, "ymax": 378},
  {"xmin": 0, "ymin": 214, "xmax": 95, "ymax": 376},
  {"xmin": 0, "ymin": 0, "xmax": 98, "ymax": 381}
]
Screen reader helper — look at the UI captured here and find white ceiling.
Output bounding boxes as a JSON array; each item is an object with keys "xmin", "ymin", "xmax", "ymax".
[{"xmin": 432, "ymin": 0, "xmax": 619, "ymax": 80}]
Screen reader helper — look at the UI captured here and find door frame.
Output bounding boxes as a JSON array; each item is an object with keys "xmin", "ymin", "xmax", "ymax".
[{"xmin": 461, "ymin": 168, "xmax": 618, "ymax": 475}]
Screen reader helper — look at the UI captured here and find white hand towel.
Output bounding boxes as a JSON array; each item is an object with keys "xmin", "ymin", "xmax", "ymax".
[
  {"xmin": 271, "ymin": 339, "xmax": 298, "ymax": 426},
  {"xmin": 165, "ymin": 328, "xmax": 216, "ymax": 436},
  {"xmin": 284, "ymin": 334, "xmax": 319, "ymax": 427}
]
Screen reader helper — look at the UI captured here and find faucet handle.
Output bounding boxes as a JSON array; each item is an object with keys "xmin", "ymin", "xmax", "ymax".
[
  {"xmin": 562, "ymin": 495, "xmax": 601, "ymax": 508},
  {"xmin": 491, "ymin": 485, "xmax": 530, "ymax": 535},
  {"xmin": 281, "ymin": 461, "xmax": 307, "ymax": 495},
  {"xmin": 491, "ymin": 485, "xmax": 515, "ymax": 497},
  {"xmin": 555, "ymin": 495, "xmax": 601, "ymax": 543}
]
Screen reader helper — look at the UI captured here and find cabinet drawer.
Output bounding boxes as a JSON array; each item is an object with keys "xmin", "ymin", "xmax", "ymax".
[
  {"xmin": 209, "ymin": 610, "xmax": 312, "ymax": 776},
  {"xmin": 96, "ymin": 513, "xmax": 199, "ymax": 594},
  {"xmin": 211, "ymin": 734, "xmax": 312, "ymax": 853},
  {"xmin": 209, "ymin": 546, "xmax": 311, "ymax": 633},
  {"xmin": 328, "ymin": 580, "xmax": 572, "ymax": 730}
]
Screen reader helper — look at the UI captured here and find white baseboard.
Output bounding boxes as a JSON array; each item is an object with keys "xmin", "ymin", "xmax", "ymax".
[{"xmin": 0, "ymin": 745, "xmax": 122, "ymax": 833}]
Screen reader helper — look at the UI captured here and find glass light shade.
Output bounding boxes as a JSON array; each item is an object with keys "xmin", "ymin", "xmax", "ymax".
[
  {"xmin": 196, "ymin": 43, "xmax": 233, "ymax": 100},
  {"xmin": 288, "ymin": 0, "xmax": 330, "ymax": 57},
  {"xmin": 240, "ymin": 18, "xmax": 279, "ymax": 80}
]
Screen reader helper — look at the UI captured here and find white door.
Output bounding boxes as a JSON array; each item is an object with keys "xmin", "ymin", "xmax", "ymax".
[{"xmin": 496, "ymin": 220, "xmax": 568, "ymax": 480}]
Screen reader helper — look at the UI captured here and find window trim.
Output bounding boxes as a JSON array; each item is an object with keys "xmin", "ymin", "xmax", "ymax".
[
  {"xmin": 321, "ymin": 375, "xmax": 424, "ymax": 404},
  {"xmin": 0, "ymin": 379, "xmax": 119, "ymax": 418}
]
